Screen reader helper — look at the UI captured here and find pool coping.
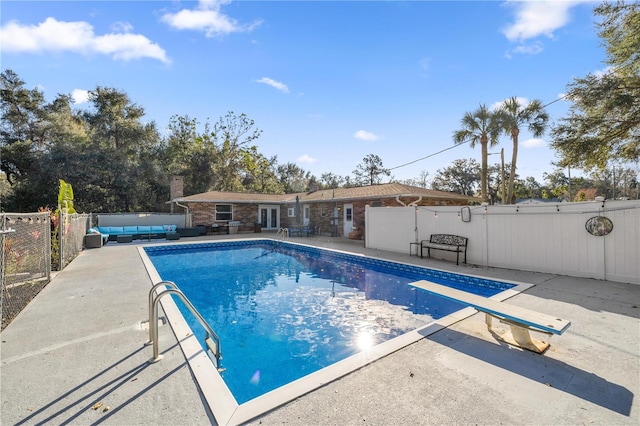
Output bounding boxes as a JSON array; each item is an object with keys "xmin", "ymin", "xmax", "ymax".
[{"xmin": 138, "ymin": 238, "xmax": 533, "ymax": 425}]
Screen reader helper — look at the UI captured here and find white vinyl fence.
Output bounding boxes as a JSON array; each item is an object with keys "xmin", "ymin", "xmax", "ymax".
[{"xmin": 365, "ymin": 200, "xmax": 640, "ymax": 285}]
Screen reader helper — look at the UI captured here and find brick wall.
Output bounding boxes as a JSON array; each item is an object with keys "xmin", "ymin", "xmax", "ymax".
[{"xmin": 186, "ymin": 196, "xmax": 470, "ymax": 235}]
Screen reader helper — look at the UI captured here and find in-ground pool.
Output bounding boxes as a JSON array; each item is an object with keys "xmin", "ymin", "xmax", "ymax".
[{"xmin": 140, "ymin": 239, "xmax": 525, "ymax": 424}]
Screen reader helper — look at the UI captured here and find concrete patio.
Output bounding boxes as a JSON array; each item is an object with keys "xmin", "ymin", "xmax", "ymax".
[{"xmin": 1, "ymin": 234, "xmax": 638, "ymax": 425}]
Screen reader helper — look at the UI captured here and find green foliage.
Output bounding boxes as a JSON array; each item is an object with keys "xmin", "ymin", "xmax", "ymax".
[
  {"xmin": 551, "ymin": 1, "xmax": 639, "ymax": 171},
  {"xmin": 453, "ymin": 104, "xmax": 502, "ymax": 202},
  {"xmin": 498, "ymin": 97, "xmax": 549, "ymax": 204},
  {"xmin": 242, "ymin": 147, "xmax": 282, "ymax": 193},
  {"xmin": 353, "ymin": 154, "xmax": 390, "ymax": 186},
  {"xmin": 209, "ymin": 111, "xmax": 263, "ymax": 192},
  {"xmin": 320, "ymin": 172, "xmax": 345, "ymax": 189},
  {"xmin": 277, "ymin": 162, "xmax": 311, "ymax": 193},
  {"xmin": 431, "ymin": 158, "xmax": 480, "ymax": 196},
  {"xmin": 57, "ymin": 179, "xmax": 76, "ymax": 214}
]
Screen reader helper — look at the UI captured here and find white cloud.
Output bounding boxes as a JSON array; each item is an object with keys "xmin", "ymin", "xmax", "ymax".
[
  {"xmin": 353, "ymin": 130, "xmax": 380, "ymax": 141},
  {"xmin": 491, "ymin": 96, "xmax": 530, "ymax": 111},
  {"xmin": 71, "ymin": 89, "xmax": 89, "ymax": 104},
  {"xmin": 522, "ymin": 138, "xmax": 546, "ymax": 148},
  {"xmin": 297, "ymin": 154, "xmax": 316, "ymax": 164},
  {"xmin": 111, "ymin": 21, "xmax": 133, "ymax": 33},
  {"xmin": 505, "ymin": 40, "xmax": 544, "ymax": 58},
  {"xmin": 255, "ymin": 77, "xmax": 289, "ymax": 93},
  {"xmin": 502, "ymin": 0, "xmax": 584, "ymax": 42},
  {"xmin": 161, "ymin": 0, "xmax": 261, "ymax": 37},
  {"xmin": 0, "ymin": 17, "xmax": 170, "ymax": 63},
  {"xmin": 594, "ymin": 66, "xmax": 614, "ymax": 78}
]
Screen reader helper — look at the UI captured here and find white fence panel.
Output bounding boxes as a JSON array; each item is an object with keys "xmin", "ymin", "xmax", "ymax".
[
  {"xmin": 365, "ymin": 200, "xmax": 639, "ymax": 284},
  {"xmin": 365, "ymin": 206, "xmax": 416, "ymax": 253},
  {"xmin": 605, "ymin": 206, "xmax": 640, "ymax": 283}
]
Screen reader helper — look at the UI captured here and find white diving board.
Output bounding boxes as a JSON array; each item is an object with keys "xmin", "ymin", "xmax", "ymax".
[{"xmin": 410, "ymin": 280, "xmax": 571, "ymax": 354}]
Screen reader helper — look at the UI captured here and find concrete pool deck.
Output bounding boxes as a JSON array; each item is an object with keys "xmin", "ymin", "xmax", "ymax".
[{"xmin": 1, "ymin": 234, "xmax": 638, "ymax": 425}]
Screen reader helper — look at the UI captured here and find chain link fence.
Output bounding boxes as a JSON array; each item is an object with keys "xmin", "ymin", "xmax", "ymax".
[
  {"xmin": 1, "ymin": 211, "xmax": 92, "ymax": 329},
  {"xmin": 1, "ymin": 212, "xmax": 52, "ymax": 329},
  {"xmin": 59, "ymin": 213, "xmax": 91, "ymax": 270}
]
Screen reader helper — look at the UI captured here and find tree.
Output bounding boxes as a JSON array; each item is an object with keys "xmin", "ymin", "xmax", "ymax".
[
  {"xmin": 0, "ymin": 69, "xmax": 47, "ymax": 184},
  {"xmin": 453, "ymin": 104, "xmax": 501, "ymax": 203},
  {"xmin": 498, "ymin": 97, "xmax": 549, "ymax": 204},
  {"xmin": 242, "ymin": 147, "xmax": 282, "ymax": 193},
  {"xmin": 320, "ymin": 172, "xmax": 344, "ymax": 189},
  {"xmin": 277, "ymin": 162, "xmax": 311, "ymax": 193},
  {"xmin": 399, "ymin": 170, "xmax": 430, "ymax": 188},
  {"xmin": 550, "ymin": 1, "xmax": 639, "ymax": 171},
  {"xmin": 162, "ymin": 115, "xmax": 217, "ymax": 195},
  {"xmin": 353, "ymin": 154, "xmax": 390, "ymax": 186},
  {"xmin": 430, "ymin": 158, "xmax": 480, "ymax": 196},
  {"xmin": 209, "ymin": 111, "xmax": 262, "ymax": 192},
  {"xmin": 84, "ymin": 86, "xmax": 154, "ymax": 152}
]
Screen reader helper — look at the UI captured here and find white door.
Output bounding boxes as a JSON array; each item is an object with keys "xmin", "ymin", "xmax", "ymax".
[
  {"xmin": 343, "ymin": 203, "xmax": 353, "ymax": 236},
  {"xmin": 258, "ymin": 205, "xmax": 279, "ymax": 230}
]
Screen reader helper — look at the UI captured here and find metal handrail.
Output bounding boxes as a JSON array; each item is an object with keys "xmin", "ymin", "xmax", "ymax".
[
  {"xmin": 275, "ymin": 227, "xmax": 289, "ymax": 244},
  {"xmin": 147, "ymin": 281, "xmax": 222, "ymax": 368}
]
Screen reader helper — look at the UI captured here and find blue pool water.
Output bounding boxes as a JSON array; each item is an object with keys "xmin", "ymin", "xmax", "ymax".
[{"xmin": 144, "ymin": 240, "xmax": 514, "ymax": 404}]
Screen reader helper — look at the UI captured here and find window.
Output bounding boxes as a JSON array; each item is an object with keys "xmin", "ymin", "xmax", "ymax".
[
  {"xmin": 371, "ymin": 201, "xmax": 382, "ymax": 207},
  {"xmin": 288, "ymin": 207, "xmax": 295, "ymax": 217},
  {"xmin": 215, "ymin": 204, "xmax": 233, "ymax": 221}
]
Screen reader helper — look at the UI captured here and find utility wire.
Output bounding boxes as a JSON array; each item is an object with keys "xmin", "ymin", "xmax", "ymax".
[{"xmin": 389, "ymin": 92, "xmax": 571, "ymax": 172}]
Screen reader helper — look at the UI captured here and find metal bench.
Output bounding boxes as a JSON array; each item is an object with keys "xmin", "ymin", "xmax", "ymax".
[
  {"xmin": 421, "ymin": 234, "xmax": 468, "ymax": 265},
  {"xmin": 410, "ymin": 280, "xmax": 571, "ymax": 353}
]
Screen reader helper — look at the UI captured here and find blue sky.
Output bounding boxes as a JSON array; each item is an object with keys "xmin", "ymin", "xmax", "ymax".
[{"xmin": 1, "ymin": 0, "xmax": 606, "ymax": 184}]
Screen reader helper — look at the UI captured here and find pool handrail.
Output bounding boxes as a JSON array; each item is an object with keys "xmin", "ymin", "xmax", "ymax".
[
  {"xmin": 146, "ymin": 280, "xmax": 222, "ymax": 368},
  {"xmin": 275, "ymin": 227, "xmax": 289, "ymax": 244}
]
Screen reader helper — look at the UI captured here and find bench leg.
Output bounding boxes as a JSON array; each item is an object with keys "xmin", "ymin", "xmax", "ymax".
[{"xmin": 486, "ymin": 314, "xmax": 551, "ymax": 354}]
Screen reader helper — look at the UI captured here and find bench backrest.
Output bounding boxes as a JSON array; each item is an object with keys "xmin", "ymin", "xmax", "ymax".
[{"xmin": 430, "ymin": 234, "xmax": 467, "ymax": 247}]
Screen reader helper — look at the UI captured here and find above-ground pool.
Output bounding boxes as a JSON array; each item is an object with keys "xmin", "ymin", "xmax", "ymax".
[{"xmin": 141, "ymin": 239, "xmax": 524, "ymax": 424}]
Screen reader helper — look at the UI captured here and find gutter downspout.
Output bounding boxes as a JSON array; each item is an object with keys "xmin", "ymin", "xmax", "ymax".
[
  {"xmin": 174, "ymin": 200, "xmax": 192, "ymax": 227},
  {"xmin": 407, "ymin": 196, "xmax": 422, "ymax": 207},
  {"xmin": 396, "ymin": 195, "xmax": 423, "ymax": 207}
]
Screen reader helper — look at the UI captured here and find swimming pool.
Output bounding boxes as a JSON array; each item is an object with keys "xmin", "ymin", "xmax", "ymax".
[{"xmin": 140, "ymin": 239, "xmax": 527, "ymax": 424}]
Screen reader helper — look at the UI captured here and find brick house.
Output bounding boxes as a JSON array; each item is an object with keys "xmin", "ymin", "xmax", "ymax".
[{"xmin": 172, "ymin": 183, "xmax": 478, "ymax": 237}]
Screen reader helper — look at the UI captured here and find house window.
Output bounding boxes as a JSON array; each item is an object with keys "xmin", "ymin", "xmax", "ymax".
[
  {"xmin": 288, "ymin": 207, "xmax": 295, "ymax": 217},
  {"xmin": 321, "ymin": 206, "xmax": 327, "ymax": 217},
  {"xmin": 371, "ymin": 201, "xmax": 382, "ymax": 207},
  {"xmin": 215, "ymin": 204, "xmax": 233, "ymax": 221}
]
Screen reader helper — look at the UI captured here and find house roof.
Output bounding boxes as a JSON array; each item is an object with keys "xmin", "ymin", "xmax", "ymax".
[{"xmin": 174, "ymin": 183, "xmax": 479, "ymax": 204}]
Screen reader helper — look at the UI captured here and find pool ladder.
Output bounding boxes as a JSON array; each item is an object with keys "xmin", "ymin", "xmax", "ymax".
[
  {"xmin": 146, "ymin": 281, "xmax": 222, "ymax": 370},
  {"xmin": 275, "ymin": 227, "xmax": 289, "ymax": 245}
]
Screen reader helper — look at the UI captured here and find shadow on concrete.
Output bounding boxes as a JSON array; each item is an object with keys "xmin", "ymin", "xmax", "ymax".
[
  {"xmin": 12, "ymin": 343, "xmax": 200, "ymax": 426},
  {"xmin": 423, "ymin": 327, "xmax": 634, "ymax": 416},
  {"xmin": 14, "ymin": 347, "xmax": 148, "ymax": 426}
]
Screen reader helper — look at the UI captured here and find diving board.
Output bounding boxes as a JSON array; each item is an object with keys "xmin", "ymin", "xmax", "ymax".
[{"xmin": 410, "ymin": 280, "xmax": 571, "ymax": 354}]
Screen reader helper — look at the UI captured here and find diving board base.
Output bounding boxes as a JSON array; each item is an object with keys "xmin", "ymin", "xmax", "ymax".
[{"xmin": 486, "ymin": 314, "xmax": 551, "ymax": 354}]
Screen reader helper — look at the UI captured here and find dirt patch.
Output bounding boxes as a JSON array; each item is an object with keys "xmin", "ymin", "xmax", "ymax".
[{"xmin": 1, "ymin": 281, "xmax": 48, "ymax": 330}]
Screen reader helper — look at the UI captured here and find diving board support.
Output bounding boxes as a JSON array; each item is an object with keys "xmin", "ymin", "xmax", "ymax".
[
  {"xmin": 409, "ymin": 280, "xmax": 571, "ymax": 354},
  {"xmin": 485, "ymin": 313, "xmax": 551, "ymax": 353}
]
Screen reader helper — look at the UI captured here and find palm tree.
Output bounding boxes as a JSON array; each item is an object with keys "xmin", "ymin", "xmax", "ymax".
[
  {"xmin": 498, "ymin": 97, "xmax": 549, "ymax": 204},
  {"xmin": 453, "ymin": 104, "xmax": 501, "ymax": 203}
]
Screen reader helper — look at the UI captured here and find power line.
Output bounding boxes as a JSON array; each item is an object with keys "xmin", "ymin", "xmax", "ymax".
[
  {"xmin": 389, "ymin": 92, "xmax": 571, "ymax": 172},
  {"xmin": 389, "ymin": 139, "xmax": 470, "ymax": 171}
]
